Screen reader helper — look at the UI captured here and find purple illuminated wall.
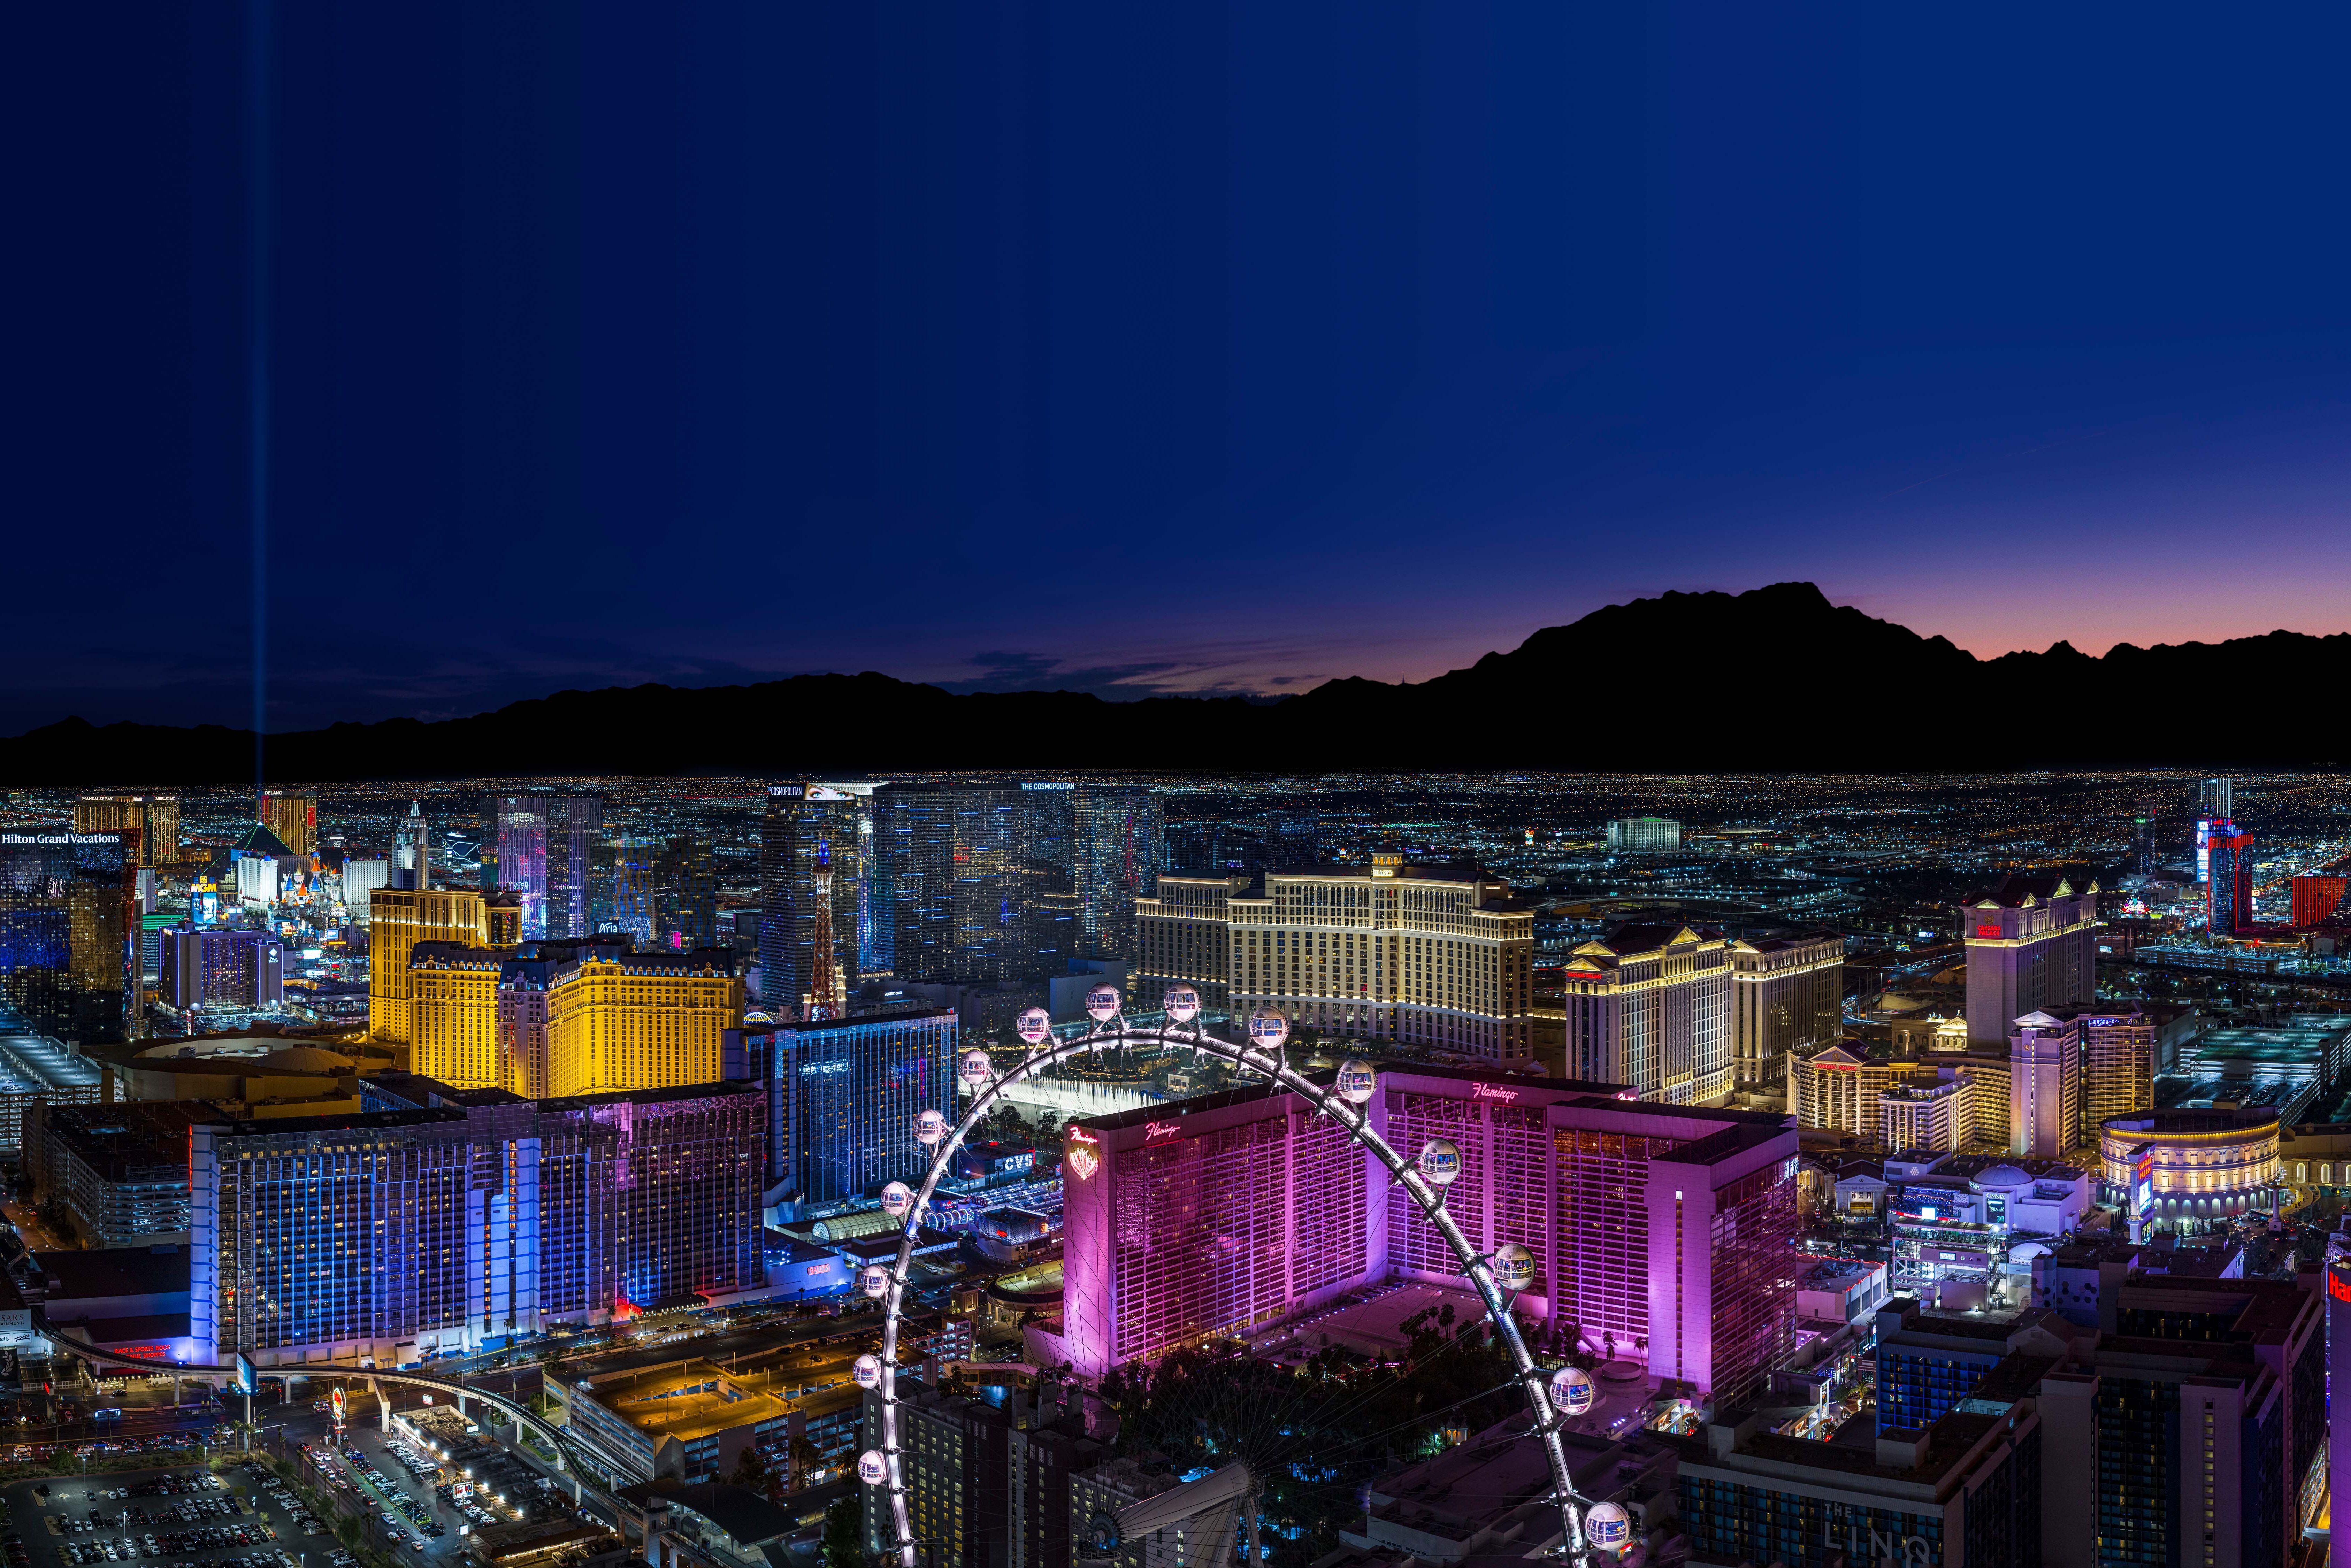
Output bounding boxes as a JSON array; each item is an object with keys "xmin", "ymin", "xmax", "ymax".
[{"xmin": 1052, "ymin": 1067, "xmax": 1795, "ymax": 1408}]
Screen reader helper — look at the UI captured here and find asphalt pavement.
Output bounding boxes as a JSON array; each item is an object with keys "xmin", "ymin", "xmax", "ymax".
[{"xmin": 6, "ymin": 1465, "xmax": 304, "ymax": 1568}]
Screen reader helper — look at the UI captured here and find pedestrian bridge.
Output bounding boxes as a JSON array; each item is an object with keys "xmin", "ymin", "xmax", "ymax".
[{"xmin": 31, "ymin": 1311, "xmax": 632, "ymax": 1501}]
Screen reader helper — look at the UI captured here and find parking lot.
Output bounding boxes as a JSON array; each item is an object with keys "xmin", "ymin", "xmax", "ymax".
[{"xmin": 0, "ymin": 1465, "xmax": 333, "ymax": 1568}]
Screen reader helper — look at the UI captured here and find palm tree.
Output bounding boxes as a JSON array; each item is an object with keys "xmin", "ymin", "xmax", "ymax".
[
  {"xmin": 726, "ymin": 1447, "xmax": 767, "ymax": 1492},
  {"xmin": 784, "ymin": 1436, "xmax": 823, "ymax": 1495}
]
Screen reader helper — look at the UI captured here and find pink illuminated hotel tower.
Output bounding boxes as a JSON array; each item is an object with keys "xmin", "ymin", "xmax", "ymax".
[{"xmin": 1036, "ymin": 1062, "xmax": 1800, "ymax": 1412}]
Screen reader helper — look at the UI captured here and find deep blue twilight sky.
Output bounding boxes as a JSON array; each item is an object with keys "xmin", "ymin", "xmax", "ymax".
[{"xmin": 10, "ymin": 5, "xmax": 2351, "ymax": 735}]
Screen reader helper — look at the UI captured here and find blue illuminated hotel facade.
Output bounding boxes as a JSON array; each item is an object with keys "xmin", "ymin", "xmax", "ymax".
[
  {"xmin": 741, "ymin": 1006, "xmax": 956, "ymax": 1213},
  {"xmin": 190, "ymin": 1078, "xmax": 763, "ymax": 1368}
]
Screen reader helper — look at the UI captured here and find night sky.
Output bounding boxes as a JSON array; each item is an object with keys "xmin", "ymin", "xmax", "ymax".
[{"xmin": 13, "ymin": 5, "xmax": 2351, "ymax": 735}]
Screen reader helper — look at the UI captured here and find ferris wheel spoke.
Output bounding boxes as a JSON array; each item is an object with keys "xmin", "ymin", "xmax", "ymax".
[{"xmin": 857, "ymin": 996, "xmax": 1603, "ymax": 1566}]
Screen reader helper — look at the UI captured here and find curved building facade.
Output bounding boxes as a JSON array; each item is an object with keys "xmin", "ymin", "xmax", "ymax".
[{"xmin": 2099, "ymin": 1108, "xmax": 2281, "ymax": 1230}]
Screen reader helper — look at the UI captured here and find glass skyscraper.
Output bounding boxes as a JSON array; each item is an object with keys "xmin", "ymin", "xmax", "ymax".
[
  {"xmin": 0, "ymin": 829, "xmax": 135, "ymax": 1043},
  {"xmin": 2208, "ymin": 823, "xmax": 2254, "ymax": 936},
  {"xmin": 758, "ymin": 784, "xmax": 866, "ymax": 1010},
  {"xmin": 654, "ymin": 833, "xmax": 718, "ymax": 951},
  {"xmin": 480, "ymin": 794, "xmax": 605, "ymax": 940},
  {"xmin": 867, "ymin": 781, "xmax": 1161, "ymax": 984}
]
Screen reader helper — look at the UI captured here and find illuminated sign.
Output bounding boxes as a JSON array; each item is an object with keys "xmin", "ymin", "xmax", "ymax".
[
  {"xmin": 767, "ymin": 786, "xmax": 803, "ymax": 797},
  {"xmin": 1470, "ymin": 1082, "xmax": 1522, "ymax": 1103},
  {"xmin": 1974, "ymin": 923, "xmax": 2002, "ymax": 939},
  {"xmin": 1143, "ymin": 1121, "xmax": 1183, "ymax": 1145},
  {"xmin": 0, "ymin": 833, "xmax": 124, "ymax": 847},
  {"xmin": 1065, "ymin": 1127, "xmax": 1102, "ymax": 1181},
  {"xmin": 330, "ymin": 1388, "xmax": 346, "ymax": 1422},
  {"xmin": 1020, "ymin": 781, "xmax": 1076, "ymax": 791},
  {"xmin": 2329, "ymin": 1270, "xmax": 2351, "ymax": 1305},
  {"xmin": 2132, "ymin": 1149, "xmax": 2154, "ymax": 1218},
  {"xmin": 807, "ymin": 786, "xmax": 851, "ymax": 801}
]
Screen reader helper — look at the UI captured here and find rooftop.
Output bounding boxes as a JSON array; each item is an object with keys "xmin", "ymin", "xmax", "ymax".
[
  {"xmin": 1675, "ymin": 1407, "xmax": 2015, "ymax": 1488},
  {"xmin": 40, "ymin": 1102, "xmax": 206, "ymax": 1179},
  {"xmin": 36, "ymin": 1246, "xmax": 190, "ymax": 1303},
  {"xmin": 2103, "ymin": 1106, "xmax": 2283, "ymax": 1137},
  {"xmin": 0, "ymin": 1037, "xmax": 104, "ymax": 1095},
  {"xmin": 635, "ymin": 1482, "xmax": 798, "ymax": 1546},
  {"xmin": 1961, "ymin": 871, "xmax": 2097, "ymax": 908}
]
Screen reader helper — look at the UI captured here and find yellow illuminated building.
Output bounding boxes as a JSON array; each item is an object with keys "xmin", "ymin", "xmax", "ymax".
[
  {"xmin": 409, "ymin": 940, "xmax": 741, "ymax": 1097},
  {"xmin": 258, "ymin": 789, "xmax": 318, "ymax": 857},
  {"xmin": 539, "ymin": 952, "xmax": 740, "ymax": 1096},
  {"xmin": 1155, "ymin": 853, "xmax": 1539, "ymax": 1060},
  {"xmin": 369, "ymin": 886, "xmax": 489, "ymax": 1042},
  {"xmin": 74, "ymin": 794, "xmax": 179, "ymax": 867},
  {"xmin": 408, "ymin": 947, "xmax": 503, "ymax": 1087}
]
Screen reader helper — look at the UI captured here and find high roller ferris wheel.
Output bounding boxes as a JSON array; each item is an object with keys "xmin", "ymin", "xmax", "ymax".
[{"xmin": 849, "ymin": 984, "xmax": 1637, "ymax": 1565}]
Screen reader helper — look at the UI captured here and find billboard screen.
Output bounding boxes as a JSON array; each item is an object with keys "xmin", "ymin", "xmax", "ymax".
[{"xmin": 2132, "ymin": 1148, "xmax": 2154, "ymax": 1219}]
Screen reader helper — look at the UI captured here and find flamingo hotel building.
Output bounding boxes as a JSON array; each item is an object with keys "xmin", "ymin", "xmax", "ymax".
[{"xmin": 1042, "ymin": 1063, "xmax": 1799, "ymax": 1412}]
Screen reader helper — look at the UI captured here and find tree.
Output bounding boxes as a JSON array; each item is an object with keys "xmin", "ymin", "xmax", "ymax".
[
  {"xmin": 726, "ymin": 1446, "xmax": 767, "ymax": 1491},
  {"xmin": 785, "ymin": 1435, "xmax": 823, "ymax": 1495},
  {"xmin": 819, "ymin": 1498, "xmax": 863, "ymax": 1568}
]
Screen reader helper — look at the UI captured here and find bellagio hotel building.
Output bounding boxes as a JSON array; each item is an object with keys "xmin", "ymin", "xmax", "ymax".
[{"xmin": 1136, "ymin": 853, "xmax": 1537, "ymax": 1059}]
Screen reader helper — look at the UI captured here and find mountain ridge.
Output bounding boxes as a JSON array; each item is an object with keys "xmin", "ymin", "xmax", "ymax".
[{"xmin": 5, "ymin": 582, "xmax": 2345, "ymax": 781}]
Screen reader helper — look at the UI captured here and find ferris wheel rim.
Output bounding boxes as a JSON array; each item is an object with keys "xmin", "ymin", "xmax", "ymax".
[{"xmin": 864, "ymin": 1014, "xmax": 1610, "ymax": 1566}]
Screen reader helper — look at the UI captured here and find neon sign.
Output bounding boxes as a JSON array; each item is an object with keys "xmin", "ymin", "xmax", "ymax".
[
  {"xmin": 1470, "ymin": 1082, "xmax": 1521, "ymax": 1103},
  {"xmin": 1065, "ymin": 1127, "xmax": 1102, "ymax": 1181},
  {"xmin": 2330, "ymin": 1271, "xmax": 2351, "ymax": 1305},
  {"xmin": 1143, "ymin": 1121, "xmax": 1183, "ymax": 1145}
]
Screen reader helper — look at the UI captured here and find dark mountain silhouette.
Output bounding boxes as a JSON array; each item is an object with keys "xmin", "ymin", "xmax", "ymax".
[{"xmin": 3, "ymin": 582, "xmax": 2343, "ymax": 782}]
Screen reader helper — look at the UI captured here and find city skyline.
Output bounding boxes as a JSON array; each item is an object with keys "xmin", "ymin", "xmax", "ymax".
[{"xmin": 6, "ymin": 6, "xmax": 2350, "ymax": 1560}]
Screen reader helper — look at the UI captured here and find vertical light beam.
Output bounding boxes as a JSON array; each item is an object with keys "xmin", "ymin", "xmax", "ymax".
[{"xmin": 246, "ymin": 0, "xmax": 274, "ymax": 809}]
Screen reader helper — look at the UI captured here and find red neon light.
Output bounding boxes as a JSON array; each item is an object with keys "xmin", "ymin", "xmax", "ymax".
[
  {"xmin": 2330, "ymin": 1272, "xmax": 2351, "ymax": 1306},
  {"xmin": 1974, "ymin": 924, "xmax": 2002, "ymax": 939}
]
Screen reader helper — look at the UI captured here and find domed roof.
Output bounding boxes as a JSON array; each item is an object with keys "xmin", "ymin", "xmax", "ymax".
[{"xmin": 1973, "ymin": 1163, "xmax": 2033, "ymax": 1189}]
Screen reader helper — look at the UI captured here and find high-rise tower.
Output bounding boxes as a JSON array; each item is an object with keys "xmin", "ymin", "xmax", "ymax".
[
  {"xmin": 479, "ymin": 794, "xmax": 605, "ymax": 939},
  {"xmin": 2208, "ymin": 822, "xmax": 2254, "ymax": 937},
  {"xmin": 257, "ymin": 789, "xmax": 318, "ymax": 857},
  {"xmin": 74, "ymin": 796, "xmax": 178, "ymax": 868},
  {"xmin": 392, "ymin": 800, "xmax": 432, "ymax": 890},
  {"xmin": 1960, "ymin": 872, "xmax": 2099, "ymax": 1050},
  {"xmin": 760, "ymin": 784, "xmax": 864, "ymax": 1011}
]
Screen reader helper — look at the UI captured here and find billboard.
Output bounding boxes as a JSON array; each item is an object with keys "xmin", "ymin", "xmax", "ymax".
[
  {"xmin": 233, "ymin": 1352, "xmax": 257, "ymax": 1395},
  {"xmin": 2131, "ymin": 1147, "xmax": 2155, "ymax": 1219}
]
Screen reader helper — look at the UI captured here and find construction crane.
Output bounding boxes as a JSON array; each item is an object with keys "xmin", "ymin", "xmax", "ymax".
[{"xmin": 807, "ymin": 840, "xmax": 842, "ymax": 1022}]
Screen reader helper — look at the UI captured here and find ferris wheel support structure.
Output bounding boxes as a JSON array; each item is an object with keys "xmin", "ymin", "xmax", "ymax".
[{"xmin": 860, "ymin": 1005, "xmax": 1609, "ymax": 1566}]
